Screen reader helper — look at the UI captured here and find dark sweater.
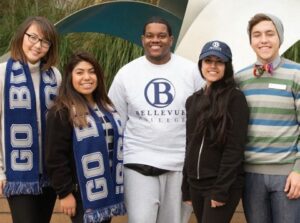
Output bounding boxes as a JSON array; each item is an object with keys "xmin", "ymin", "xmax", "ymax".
[
  {"xmin": 182, "ymin": 88, "xmax": 249, "ymax": 202},
  {"xmin": 45, "ymin": 108, "xmax": 75, "ymax": 199}
]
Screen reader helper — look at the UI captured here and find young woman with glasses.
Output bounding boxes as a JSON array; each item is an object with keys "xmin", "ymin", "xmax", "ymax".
[{"xmin": 0, "ymin": 16, "xmax": 61, "ymax": 223}]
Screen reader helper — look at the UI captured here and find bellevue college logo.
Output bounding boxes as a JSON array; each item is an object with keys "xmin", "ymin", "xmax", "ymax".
[
  {"xmin": 212, "ymin": 41, "xmax": 220, "ymax": 48},
  {"xmin": 144, "ymin": 78, "xmax": 175, "ymax": 108}
]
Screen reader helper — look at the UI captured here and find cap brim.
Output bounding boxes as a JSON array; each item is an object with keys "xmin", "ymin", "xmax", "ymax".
[{"xmin": 199, "ymin": 51, "xmax": 230, "ymax": 62}]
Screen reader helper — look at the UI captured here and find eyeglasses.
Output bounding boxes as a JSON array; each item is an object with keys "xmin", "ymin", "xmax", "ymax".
[{"xmin": 25, "ymin": 33, "xmax": 51, "ymax": 48}]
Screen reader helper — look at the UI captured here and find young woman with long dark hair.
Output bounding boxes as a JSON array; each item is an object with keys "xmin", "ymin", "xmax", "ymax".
[
  {"xmin": 45, "ymin": 51, "xmax": 125, "ymax": 223},
  {"xmin": 182, "ymin": 40, "xmax": 249, "ymax": 223}
]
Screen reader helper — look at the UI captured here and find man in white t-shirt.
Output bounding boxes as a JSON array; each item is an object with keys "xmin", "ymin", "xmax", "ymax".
[{"xmin": 108, "ymin": 16, "xmax": 203, "ymax": 223}]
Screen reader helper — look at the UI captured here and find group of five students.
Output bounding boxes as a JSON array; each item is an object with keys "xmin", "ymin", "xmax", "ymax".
[{"xmin": 0, "ymin": 11, "xmax": 299, "ymax": 223}]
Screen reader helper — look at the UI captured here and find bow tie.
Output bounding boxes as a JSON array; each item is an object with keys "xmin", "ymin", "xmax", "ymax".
[{"xmin": 253, "ymin": 63, "xmax": 273, "ymax": 77}]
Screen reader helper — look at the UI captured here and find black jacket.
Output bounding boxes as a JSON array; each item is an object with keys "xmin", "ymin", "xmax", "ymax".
[
  {"xmin": 182, "ymin": 88, "xmax": 249, "ymax": 202},
  {"xmin": 45, "ymin": 108, "xmax": 78, "ymax": 199}
]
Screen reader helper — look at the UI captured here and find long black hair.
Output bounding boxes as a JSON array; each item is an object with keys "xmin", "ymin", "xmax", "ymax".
[{"xmin": 196, "ymin": 59, "xmax": 236, "ymax": 145}]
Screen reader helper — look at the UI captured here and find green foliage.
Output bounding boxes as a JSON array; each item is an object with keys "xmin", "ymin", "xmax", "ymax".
[{"xmin": 283, "ymin": 40, "xmax": 300, "ymax": 63}]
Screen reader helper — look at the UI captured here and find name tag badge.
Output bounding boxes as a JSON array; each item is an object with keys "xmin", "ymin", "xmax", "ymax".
[{"xmin": 268, "ymin": 83, "xmax": 287, "ymax": 90}]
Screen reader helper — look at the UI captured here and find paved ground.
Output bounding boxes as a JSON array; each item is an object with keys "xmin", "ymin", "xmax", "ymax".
[{"xmin": 0, "ymin": 196, "xmax": 246, "ymax": 223}]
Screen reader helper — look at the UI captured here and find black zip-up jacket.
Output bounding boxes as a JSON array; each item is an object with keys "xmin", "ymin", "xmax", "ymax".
[
  {"xmin": 182, "ymin": 88, "xmax": 249, "ymax": 202},
  {"xmin": 45, "ymin": 107, "xmax": 78, "ymax": 199}
]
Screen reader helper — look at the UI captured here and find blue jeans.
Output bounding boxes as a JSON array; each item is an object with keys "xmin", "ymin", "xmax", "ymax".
[{"xmin": 243, "ymin": 172, "xmax": 300, "ymax": 223}]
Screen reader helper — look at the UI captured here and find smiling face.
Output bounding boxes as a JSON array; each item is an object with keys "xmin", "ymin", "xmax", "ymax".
[
  {"xmin": 22, "ymin": 23, "xmax": 50, "ymax": 64},
  {"xmin": 142, "ymin": 22, "xmax": 173, "ymax": 65},
  {"xmin": 201, "ymin": 56, "xmax": 225, "ymax": 86},
  {"xmin": 72, "ymin": 61, "xmax": 98, "ymax": 104},
  {"xmin": 250, "ymin": 20, "xmax": 280, "ymax": 64}
]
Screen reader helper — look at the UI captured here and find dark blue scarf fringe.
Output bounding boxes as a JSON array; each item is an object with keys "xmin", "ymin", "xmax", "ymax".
[
  {"xmin": 4, "ymin": 181, "xmax": 42, "ymax": 197},
  {"xmin": 83, "ymin": 202, "xmax": 126, "ymax": 223},
  {"xmin": 40, "ymin": 175, "xmax": 51, "ymax": 187}
]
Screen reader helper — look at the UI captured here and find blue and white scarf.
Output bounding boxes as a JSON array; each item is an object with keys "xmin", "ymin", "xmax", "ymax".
[
  {"xmin": 73, "ymin": 106, "xmax": 126, "ymax": 223},
  {"xmin": 4, "ymin": 58, "xmax": 58, "ymax": 197}
]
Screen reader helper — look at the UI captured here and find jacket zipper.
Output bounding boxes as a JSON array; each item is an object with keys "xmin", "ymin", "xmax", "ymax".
[{"xmin": 197, "ymin": 135, "xmax": 205, "ymax": 179}]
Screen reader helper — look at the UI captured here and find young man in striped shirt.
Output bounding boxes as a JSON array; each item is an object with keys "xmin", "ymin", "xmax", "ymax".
[{"xmin": 235, "ymin": 13, "xmax": 300, "ymax": 223}]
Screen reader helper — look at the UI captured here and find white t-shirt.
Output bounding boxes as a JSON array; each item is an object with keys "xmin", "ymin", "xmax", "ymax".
[{"xmin": 109, "ymin": 54, "xmax": 203, "ymax": 171}]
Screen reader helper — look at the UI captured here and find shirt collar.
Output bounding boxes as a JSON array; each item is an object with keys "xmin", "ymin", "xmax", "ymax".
[{"xmin": 255, "ymin": 56, "xmax": 281, "ymax": 70}]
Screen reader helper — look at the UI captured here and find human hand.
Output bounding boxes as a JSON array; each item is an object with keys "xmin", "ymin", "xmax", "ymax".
[
  {"xmin": 211, "ymin": 199, "xmax": 225, "ymax": 208},
  {"xmin": 60, "ymin": 193, "xmax": 76, "ymax": 217},
  {"xmin": 184, "ymin": 200, "xmax": 192, "ymax": 206},
  {"xmin": 284, "ymin": 171, "xmax": 300, "ymax": 199},
  {"xmin": 0, "ymin": 180, "xmax": 6, "ymax": 195}
]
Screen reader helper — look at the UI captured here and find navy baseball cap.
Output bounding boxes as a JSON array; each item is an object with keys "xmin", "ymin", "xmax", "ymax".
[{"xmin": 199, "ymin": 40, "xmax": 232, "ymax": 62}]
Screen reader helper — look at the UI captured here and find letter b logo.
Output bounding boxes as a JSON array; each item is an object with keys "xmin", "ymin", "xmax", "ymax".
[{"xmin": 144, "ymin": 78, "xmax": 175, "ymax": 108}]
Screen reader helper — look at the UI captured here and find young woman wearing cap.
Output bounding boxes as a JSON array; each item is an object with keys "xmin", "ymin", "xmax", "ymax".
[{"xmin": 182, "ymin": 40, "xmax": 249, "ymax": 223}]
